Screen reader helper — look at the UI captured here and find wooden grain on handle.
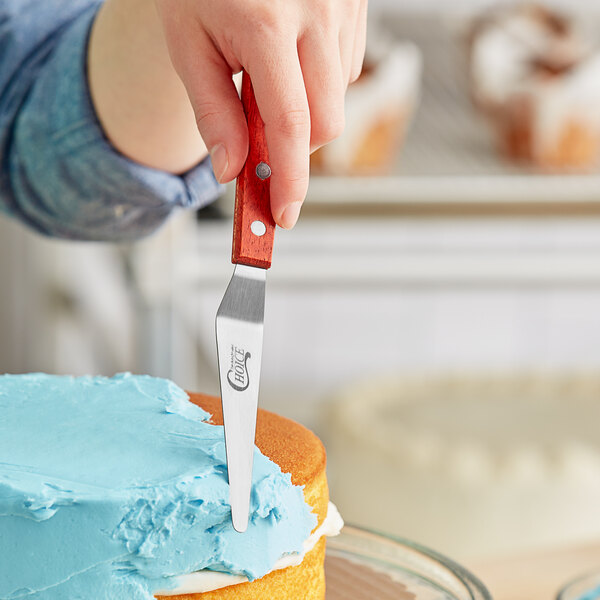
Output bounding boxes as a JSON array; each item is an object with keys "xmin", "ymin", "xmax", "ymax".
[{"xmin": 232, "ymin": 72, "xmax": 275, "ymax": 269}]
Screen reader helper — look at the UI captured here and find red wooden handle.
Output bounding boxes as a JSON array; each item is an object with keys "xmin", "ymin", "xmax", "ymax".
[{"xmin": 232, "ymin": 72, "xmax": 275, "ymax": 269}]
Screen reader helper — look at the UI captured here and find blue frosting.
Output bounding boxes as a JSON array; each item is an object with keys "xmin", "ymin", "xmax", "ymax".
[
  {"xmin": 577, "ymin": 585, "xmax": 600, "ymax": 600},
  {"xmin": 0, "ymin": 373, "xmax": 316, "ymax": 599}
]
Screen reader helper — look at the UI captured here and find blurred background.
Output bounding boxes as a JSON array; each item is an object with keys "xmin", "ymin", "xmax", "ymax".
[{"xmin": 3, "ymin": 0, "xmax": 600, "ymax": 573}]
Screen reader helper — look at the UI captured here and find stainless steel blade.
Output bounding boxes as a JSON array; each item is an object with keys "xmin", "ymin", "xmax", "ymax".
[{"xmin": 216, "ymin": 263, "xmax": 266, "ymax": 532}]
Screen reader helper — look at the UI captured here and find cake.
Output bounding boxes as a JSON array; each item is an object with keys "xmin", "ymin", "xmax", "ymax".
[
  {"xmin": 468, "ymin": 4, "xmax": 600, "ymax": 169},
  {"xmin": 327, "ymin": 372, "xmax": 600, "ymax": 560},
  {"xmin": 0, "ymin": 373, "xmax": 342, "ymax": 599},
  {"xmin": 311, "ymin": 37, "xmax": 422, "ymax": 175}
]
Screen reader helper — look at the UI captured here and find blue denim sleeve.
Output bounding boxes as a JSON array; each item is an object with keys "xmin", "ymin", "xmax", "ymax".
[{"xmin": 0, "ymin": 2, "xmax": 222, "ymax": 241}]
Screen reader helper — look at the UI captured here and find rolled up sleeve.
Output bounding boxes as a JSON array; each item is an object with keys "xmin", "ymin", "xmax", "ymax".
[{"xmin": 5, "ymin": 4, "xmax": 222, "ymax": 241}]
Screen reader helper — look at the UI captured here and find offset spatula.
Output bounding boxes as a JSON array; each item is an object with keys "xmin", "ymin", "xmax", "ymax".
[{"xmin": 216, "ymin": 72, "xmax": 275, "ymax": 533}]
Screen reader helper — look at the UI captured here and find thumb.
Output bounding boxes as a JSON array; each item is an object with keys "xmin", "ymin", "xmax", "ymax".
[{"xmin": 175, "ymin": 41, "xmax": 248, "ymax": 183}]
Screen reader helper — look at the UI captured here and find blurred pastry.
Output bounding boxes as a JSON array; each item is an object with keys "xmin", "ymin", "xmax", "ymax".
[
  {"xmin": 469, "ymin": 4, "xmax": 600, "ymax": 169},
  {"xmin": 311, "ymin": 38, "xmax": 422, "ymax": 175}
]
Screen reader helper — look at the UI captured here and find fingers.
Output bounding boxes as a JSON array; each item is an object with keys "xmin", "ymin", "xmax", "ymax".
[
  {"xmin": 298, "ymin": 31, "xmax": 346, "ymax": 153},
  {"xmin": 351, "ymin": 0, "xmax": 368, "ymax": 83},
  {"xmin": 248, "ymin": 45, "xmax": 310, "ymax": 229},
  {"xmin": 156, "ymin": 0, "xmax": 365, "ymax": 229},
  {"xmin": 164, "ymin": 28, "xmax": 248, "ymax": 183},
  {"xmin": 337, "ymin": 0, "xmax": 361, "ymax": 86}
]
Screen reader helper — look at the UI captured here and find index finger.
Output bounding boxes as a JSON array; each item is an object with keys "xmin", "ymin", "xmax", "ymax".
[{"xmin": 247, "ymin": 44, "xmax": 310, "ymax": 229}]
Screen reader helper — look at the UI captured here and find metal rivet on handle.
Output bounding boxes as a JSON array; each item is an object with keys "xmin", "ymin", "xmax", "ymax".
[
  {"xmin": 251, "ymin": 220, "xmax": 267, "ymax": 237},
  {"xmin": 256, "ymin": 162, "xmax": 271, "ymax": 180}
]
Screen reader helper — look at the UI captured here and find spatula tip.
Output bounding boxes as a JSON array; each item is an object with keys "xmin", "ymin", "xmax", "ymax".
[{"xmin": 232, "ymin": 509, "xmax": 249, "ymax": 533}]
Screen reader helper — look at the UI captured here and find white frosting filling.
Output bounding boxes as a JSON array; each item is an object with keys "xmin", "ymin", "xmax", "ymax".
[
  {"xmin": 471, "ymin": 14, "xmax": 557, "ymax": 105},
  {"xmin": 156, "ymin": 502, "xmax": 344, "ymax": 596},
  {"xmin": 470, "ymin": 10, "xmax": 600, "ymax": 157}
]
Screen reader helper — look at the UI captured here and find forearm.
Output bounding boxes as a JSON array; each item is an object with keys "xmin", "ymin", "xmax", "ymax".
[
  {"xmin": 2, "ymin": 2, "xmax": 220, "ymax": 242},
  {"xmin": 88, "ymin": 0, "xmax": 208, "ymax": 174}
]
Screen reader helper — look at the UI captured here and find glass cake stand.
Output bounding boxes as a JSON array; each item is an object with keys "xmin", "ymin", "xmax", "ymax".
[
  {"xmin": 557, "ymin": 572, "xmax": 600, "ymax": 600},
  {"xmin": 326, "ymin": 525, "xmax": 491, "ymax": 600}
]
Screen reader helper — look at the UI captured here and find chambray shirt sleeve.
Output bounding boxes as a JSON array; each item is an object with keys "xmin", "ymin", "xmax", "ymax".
[{"xmin": 0, "ymin": 1, "xmax": 223, "ymax": 241}]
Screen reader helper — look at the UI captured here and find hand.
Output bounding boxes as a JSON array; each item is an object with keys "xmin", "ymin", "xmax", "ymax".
[{"xmin": 154, "ymin": 0, "xmax": 367, "ymax": 229}]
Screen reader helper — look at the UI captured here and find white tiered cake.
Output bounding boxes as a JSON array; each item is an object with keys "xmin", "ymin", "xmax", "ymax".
[{"xmin": 328, "ymin": 373, "xmax": 600, "ymax": 560}]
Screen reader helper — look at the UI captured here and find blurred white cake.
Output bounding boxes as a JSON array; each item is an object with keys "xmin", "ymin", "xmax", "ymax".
[
  {"xmin": 469, "ymin": 4, "xmax": 600, "ymax": 169},
  {"xmin": 327, "ymin": 373, "xmax": 600, "ymax": 560},
  {"xmin": 311, "ymin": 37, "xmax": 422, "ymax": 175}
]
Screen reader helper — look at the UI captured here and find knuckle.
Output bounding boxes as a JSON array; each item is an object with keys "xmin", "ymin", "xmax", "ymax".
[
  {"xmin": 276, "ymin": 108, "xmax": 310, "ymax": 139},
  {"xmin": 246, "ymin": 5, "xmax": 283, "ymax": 38},
  {"xmin": 194, "ymin": 104, "xmax": 222, "ymax": 128},
  {"xmin": 194, "ymin": 101, "xmax": 234, "ymax": 136},
  {"xmin": 281, "ymin": 173, "xmax": 309, "ymax": 202},
  {"xmin": 278, "ymin": 161, "xmax": 309, "ymax": 187},
  {"xmin": 284, "ymin": 171, "xmax": 308, "ymax": 185}
]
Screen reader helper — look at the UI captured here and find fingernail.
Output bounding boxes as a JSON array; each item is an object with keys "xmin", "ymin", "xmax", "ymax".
[
  {"xmin": 209, "ymin": 144, "xmax": 228, "ymax": 183},
  {"xmin": 280, "ymin": 202, "xmax": 303, "ymax": 229}
]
